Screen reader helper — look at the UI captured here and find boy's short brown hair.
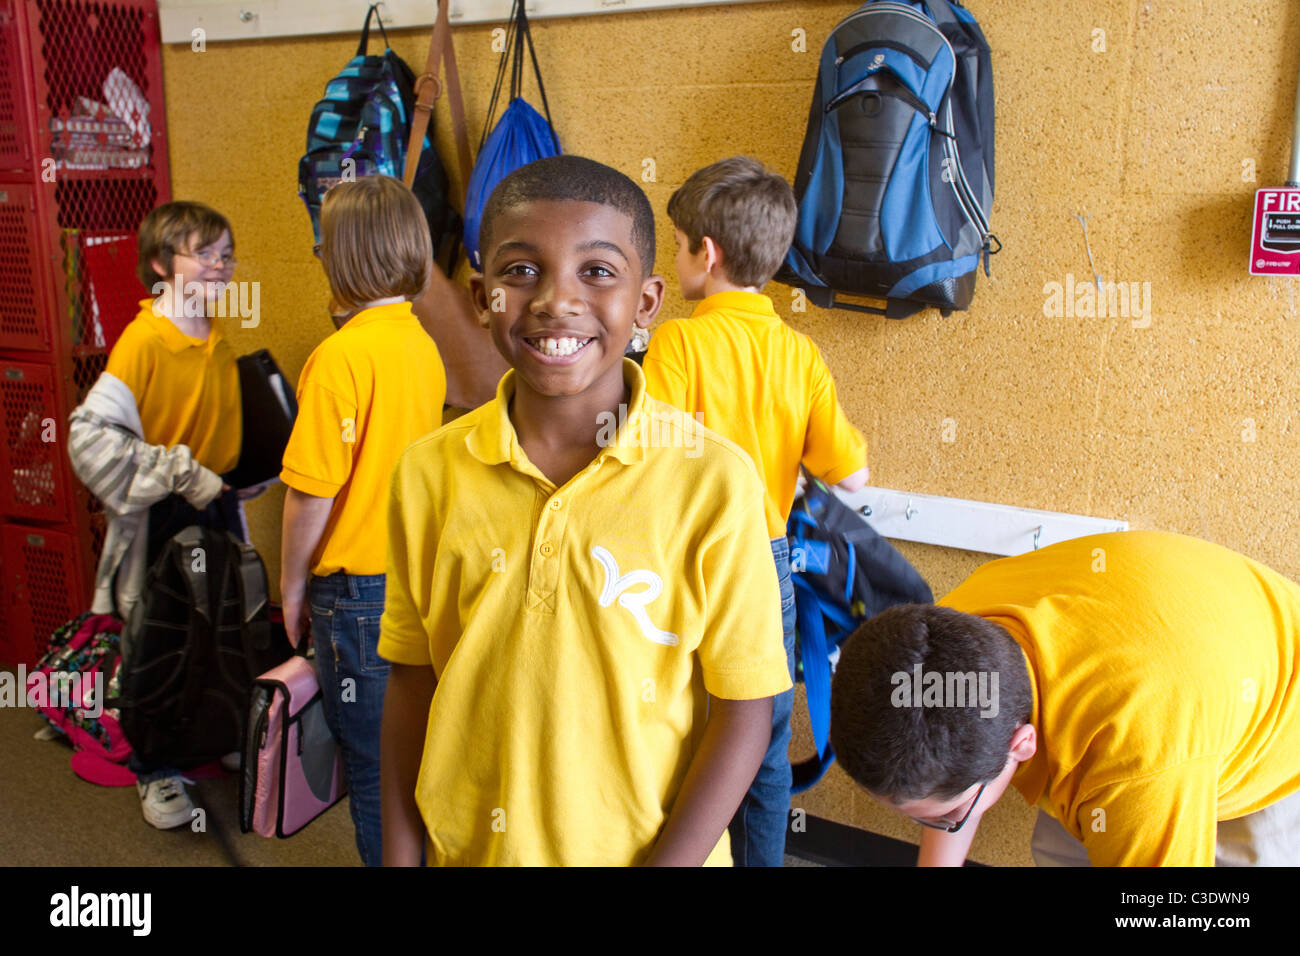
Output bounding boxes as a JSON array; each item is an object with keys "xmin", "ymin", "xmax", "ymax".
[
  {"xmin": 137, "ymin": 201, "xmax": 232, "ymax": 288},
  {"xmin": 666, "ymin": 156, "xmax": 797, "ymax": 289},
  {"xmin": 320, "ymin": 175, "xmax": 432, "ymax": 311}
]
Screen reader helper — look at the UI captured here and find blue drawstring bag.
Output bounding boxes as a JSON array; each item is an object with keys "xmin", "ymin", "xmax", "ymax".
[{"xmin": 463, "ymin": 0, "xmax": 561, "ymax": 270}]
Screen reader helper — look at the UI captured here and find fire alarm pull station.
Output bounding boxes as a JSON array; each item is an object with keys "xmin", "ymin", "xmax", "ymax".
[{"xmin": 1250, "ymin": 58, "xmax": 1300, "ymax": 275}]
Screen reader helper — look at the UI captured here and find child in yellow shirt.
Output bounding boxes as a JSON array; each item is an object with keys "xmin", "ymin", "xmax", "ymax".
[
  {"xmin": 641, "ymin": 156, "xmax": 869, "ymax": 865},
  {"xmin": 100, "ymin": 201, "xmax": 243, "ymax": 830},
  {"xmin": 831, "ymin": 531, "xmax": 1300, "ymax": 867},
  {"xmin": 278, "ymin": 176, "xmax": 446, "ymax": 866},
  {"xmin": 378, "ymin": 155, "xmax": 791, "ymax": 866}
]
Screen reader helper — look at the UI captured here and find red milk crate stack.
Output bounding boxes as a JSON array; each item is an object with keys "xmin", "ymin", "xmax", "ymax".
[{"xmin": 0, "ymin": 0, "xmax": 169, "ymax": 666}]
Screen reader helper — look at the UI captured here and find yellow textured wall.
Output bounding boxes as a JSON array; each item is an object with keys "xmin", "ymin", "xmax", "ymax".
[{"xmin": 161, "ymin": 1, "xmax": 1300, "ymax": 866}]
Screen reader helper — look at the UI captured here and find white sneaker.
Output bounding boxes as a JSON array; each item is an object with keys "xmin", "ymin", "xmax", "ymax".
[
  {"xmin": 220, "ymin": 751, "xmax": 241, "ymax": 773},
  {"xmin": 137, "ymin": 775, "xmax": 195, "ymax": 830}
]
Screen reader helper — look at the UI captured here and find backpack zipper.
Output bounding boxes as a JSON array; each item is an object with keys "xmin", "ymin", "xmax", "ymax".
[
  {"xmin": 940, "ymin": 99, "xmax": 999, "ymax": 272},
  {"xmin": 835, "ymin": 2, "xmax": 997, "ymax": 270}
]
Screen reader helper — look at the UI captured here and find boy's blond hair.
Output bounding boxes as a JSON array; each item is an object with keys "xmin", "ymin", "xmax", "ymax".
[
  {"xmin": 137, "ymin": 201, "xmax": 232, "ymax": 288},
  {"xmin": 320, "ymin": 176, "xmax": 432, "ymax": 311},
  {"xmin": 666, "ymin": 156, "xmax": 797, "ymax": 289}
]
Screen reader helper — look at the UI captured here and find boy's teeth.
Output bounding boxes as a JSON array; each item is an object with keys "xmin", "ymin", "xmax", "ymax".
[{"xmin": 534, "ymin": 336, "xmax": 589, "ymax": 357}]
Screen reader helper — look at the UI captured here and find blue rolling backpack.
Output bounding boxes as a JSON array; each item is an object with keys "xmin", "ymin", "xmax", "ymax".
[{"xmin": 776, "ymin": 1, "xmax": 999, "ymax": 318}]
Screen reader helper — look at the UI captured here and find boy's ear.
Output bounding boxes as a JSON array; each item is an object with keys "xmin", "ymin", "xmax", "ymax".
[
  {"xmin": 636, "ymin": 273, "xmax": 666, "ymax": 329},
  {"xmin": 1009, "ymin": 723, "xmax": 1037, "ymax": 762},
  {"xmin": 149, "ymin": 257, "xmax": 170, "ymax": 288},
  {"xmin": 468, "ymin": 273, "xmax": 492, "ymax": 328},
  {"xmin": 701, "ymin": 236, "xmax": 724, "ymax": 275}
]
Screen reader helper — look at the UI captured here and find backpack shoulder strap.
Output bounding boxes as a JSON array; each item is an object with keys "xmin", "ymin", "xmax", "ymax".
[
  {"xmin": 403, "ymin": 0, "xmax": 471, "ymax": 197},
  {"xmin": 229, "ymin": 534, "xmax": 272, "ymax": 654},
  {"xmin": 173, "ymin": 526, "xmax": 214, "ymax": 731}
]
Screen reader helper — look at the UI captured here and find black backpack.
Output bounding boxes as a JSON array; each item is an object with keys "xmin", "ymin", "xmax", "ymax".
[
  {"xmin": 119, "ymin": 527, "xmax": 292, "ymax": 769},
  {"xmin": 298, "ymin": 4, "xmax": 462, "ymax": 269},
  {"xmin": 776, "ymin": 1, "xmax": 998, "ymax": 318}
]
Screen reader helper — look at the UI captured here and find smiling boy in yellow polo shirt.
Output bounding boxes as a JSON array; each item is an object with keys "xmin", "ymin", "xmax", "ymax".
[
  {"xmin": 641, "ymin": 156, "xmax": 869, "ymax": 866},
  {"xmin": 379, "ymin": 156, "xmax": 792, "ymax": 866}
]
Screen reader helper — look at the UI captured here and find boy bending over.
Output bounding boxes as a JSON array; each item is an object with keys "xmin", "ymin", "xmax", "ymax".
[{"xmin": 831, "ymin": 530, "xmax": 1300, "ymax": 866}]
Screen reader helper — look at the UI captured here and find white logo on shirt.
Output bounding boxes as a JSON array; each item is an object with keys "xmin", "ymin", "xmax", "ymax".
[{"xmin": 591, "ymin": 546, "xmax": 679, "ymax": 646}]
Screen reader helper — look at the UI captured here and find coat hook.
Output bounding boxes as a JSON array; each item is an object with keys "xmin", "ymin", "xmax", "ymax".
[
  {"xmin": 1033, "ymin": 526, "xmax": 1042, "ymax": 550},
  {"xmin": 904, "ymin": 499, "xmax": 918, "ymax": 520}
]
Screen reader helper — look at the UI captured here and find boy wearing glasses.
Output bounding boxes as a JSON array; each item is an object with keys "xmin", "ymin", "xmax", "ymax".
[
  {"xmin": 94, "ymin": 201, "xmax": 246, "ymax": 827},
  {"xmin": 830, "ymin": 531, "xmax": 1300, "ymax": 866}
]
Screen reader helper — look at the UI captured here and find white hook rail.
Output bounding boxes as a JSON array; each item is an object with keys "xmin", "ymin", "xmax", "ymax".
[
  {"xmin": 834, "ymin": 485, "xmax": 1128, "ymax": 557},
  {"xmin": 160, "ymin": 0, "xmax": 758, "ymax": 44}
]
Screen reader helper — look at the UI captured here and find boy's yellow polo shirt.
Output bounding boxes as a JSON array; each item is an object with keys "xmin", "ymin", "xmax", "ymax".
[
  {"xmin": 280, "ymin": 301, "xmax": 445, "ymax": 576},
  {"xmin": 105, "ymin": 299, "xmax": 241, "ymax": 474},
  {"xmin": 940, "ymin": 531, "xmax": 1300, "ymax": 866},
  {"xmin": 642, "ymin": 290, "xmax": 867, "ymax": 538},
  {"xmin": 379, "ymin": 359, "xmax": 792, "ymax": 866}
]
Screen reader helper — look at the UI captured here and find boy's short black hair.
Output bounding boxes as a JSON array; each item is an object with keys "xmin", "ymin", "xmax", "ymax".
[
  {"xmin": 666, "ymin": 155, "xmax": 797, "ymax": 288},
  {"xmin": 830, "ymin": 604, "xmax": 1033, "ymax": 803},
  {"xmin": 478, "ymin": 155, "xmax": 656, "ymax": 277}
]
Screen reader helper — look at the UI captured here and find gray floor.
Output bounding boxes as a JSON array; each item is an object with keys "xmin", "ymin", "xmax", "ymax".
[
  {"xmin": 1, "ymin": 676, "xmax": 362, "ymax": 867},
  {"xmin": 1, "ymin": 671, "xmax": 819, "ymax": 867}
]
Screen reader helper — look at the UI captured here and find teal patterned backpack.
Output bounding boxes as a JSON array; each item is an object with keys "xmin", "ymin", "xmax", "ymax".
[{"xmin": 298, "ymin": 5, "xmax": 460, "ymax": 261}]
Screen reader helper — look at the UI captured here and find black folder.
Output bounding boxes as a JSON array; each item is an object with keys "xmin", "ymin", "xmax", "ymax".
[{"xmin": 227, "ymin": 350, "xmax": 297, "ymax": 490}]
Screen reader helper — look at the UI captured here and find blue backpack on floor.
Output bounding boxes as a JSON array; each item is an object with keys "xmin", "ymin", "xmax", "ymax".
[
  {"xmin": 788, "ymin": 479, "xmax": 933, "ymax": 792},
  {"xmin": 776, "ymin": 1, "xmax": 999, "ymax": 319}
]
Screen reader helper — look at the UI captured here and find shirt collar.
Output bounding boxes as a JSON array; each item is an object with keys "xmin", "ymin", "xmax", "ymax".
[
  {"xmin": 339, "ymin": 300, "xmax": 417, "ymax": 329},
  {"xmin": 465, "ymin": 358, "xmax": 649, "ymax": 469},
  {"xmin": 690, "ymin": 290, "xmax": 779, "ymax": 320},
  {"xmin": 137, "ymin": 298, "xmax": 223, "ymax": 354}
]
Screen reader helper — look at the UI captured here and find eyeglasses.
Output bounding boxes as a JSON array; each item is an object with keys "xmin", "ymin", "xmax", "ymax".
[
  {"xmin": 176, "ymin": 248, "xmax": 237, "ymax": 269},
  {"xmin": 913, "ymin": 783, "xmax": 987, "ymax": 833}
]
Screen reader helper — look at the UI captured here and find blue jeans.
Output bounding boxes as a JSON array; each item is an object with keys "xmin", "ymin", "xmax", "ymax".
[
  {"xmin": 309, "ymin": 571, "xmax": 389, "ymax": 867},
  {"xmin": 728, "ymin": 537, "xmax": 797, "ymax": 866}
]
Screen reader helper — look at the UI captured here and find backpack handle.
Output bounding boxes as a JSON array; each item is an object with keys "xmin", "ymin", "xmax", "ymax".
[
  {"xmin": 402, "ymin": 0, "xmax": 472, "ymax": 199},
  {"xmin": 357, "ymin": 4, "xmax": 392, "ymax": 57}
]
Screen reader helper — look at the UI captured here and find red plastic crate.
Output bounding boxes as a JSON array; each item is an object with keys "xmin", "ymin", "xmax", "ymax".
[
  {"xmin": 50, "ymin": 177, "xmax": 158, "ymax": 354},
  {"xmin": 0, "ymin": 0, "xmax": 35, "ymax": 173},
  {"xmin": 25, "ymin": 0, "xmax": 169, "ymax": 183},
  {"xmin": 0, "ymin": 182, "xmax": 53, "ymax": 352},
  {"xmin": 2, "ymin": 520, "xmax": 88, "ymax": 665},
  {"xmin": 0, "ymin": 356, "xmax": 72, "ymax": 522}
]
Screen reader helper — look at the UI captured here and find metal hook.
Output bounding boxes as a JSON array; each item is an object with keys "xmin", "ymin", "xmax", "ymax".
[
  {"xmin": 904, "ymin": 499, "xmax": 918, "ymax": 521},
  {"xmin": 1033, "ymin": 526, "xmax": 1042, "ymax": 550}
]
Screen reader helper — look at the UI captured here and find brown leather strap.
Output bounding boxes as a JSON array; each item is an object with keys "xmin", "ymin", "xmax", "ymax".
[{"xmin": 403, "ymin": 1, "xmax": 472, "ymax": 200}]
